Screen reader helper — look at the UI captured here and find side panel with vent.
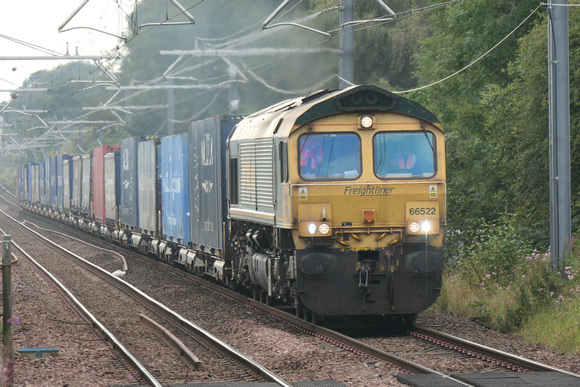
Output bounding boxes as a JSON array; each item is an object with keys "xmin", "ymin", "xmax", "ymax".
[{"xmin": 239, "ymin": 138, "xmax": 275, "ymax": 214}]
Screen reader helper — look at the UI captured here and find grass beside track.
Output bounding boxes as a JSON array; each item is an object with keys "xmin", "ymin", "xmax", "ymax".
[{"xmin": 435, "ymin": 215, "xmax": 580, "ymax": 355}]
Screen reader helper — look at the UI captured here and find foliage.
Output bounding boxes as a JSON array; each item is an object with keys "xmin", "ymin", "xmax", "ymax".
[
  {"xmin": 451, "ymin": 214, "xmax": 530, "ymax": 282},
  {"xmin": 438, "ymin": 214, "xmax": 580, "ymax": 351},
  {"xmin": 411, "ymin": 0, "xmax": 548, "ymax": 243},
  {"xmin": 353, "ymin": 0, "xmax": 432, "ymax": 89}
]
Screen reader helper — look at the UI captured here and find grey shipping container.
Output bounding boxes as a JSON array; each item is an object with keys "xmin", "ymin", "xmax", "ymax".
[
  {"xmin": 120, "ymin": 136, "xmax": 145, "ymax": 231},
  {"xmin": 49, "ymin": 156, "xmax": 57, "ymax": 209},
  {"xmin": 72, "ymin": 155, "xmax": 83, "ymax": 214},
  {"xmin": 137, "ymin": 138, "xmax": 160, "ymax": 236},
  {"xmin": 30, "ymin": 163, "xmax": 40, "ymax": 205},
  {"xmin": 63, "ymin": 159, "xmax": 72, "ymax": 212},
  {"xmin": 18, "ymin": 164, "xmax": 28, "ymax": 202},
  {"xmin": 57, "ymin": 155, "xmax": 73, "ymax": 211},
  {"xmin": 81, "ymin": 154, "xmax": 92, "ymax": 217},
  {"xmin": 40, "ymin": 158, "xmax": 50, "ymax": 207},
  {"xmin": 189, "ymin": 115, "xmax": 244, "ymax": 255},
  {"xmin": 105, "ymin": 151, "xmax": 121, "ymax": 226},
  {"xmin": 160, "ymin": 133, "xmax": 190, "ymax": 245}
]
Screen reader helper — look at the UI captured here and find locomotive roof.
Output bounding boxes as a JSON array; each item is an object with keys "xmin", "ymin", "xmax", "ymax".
[{"xmin": 231, "ymin": 85, "xmax": 441, "ymax": 140}]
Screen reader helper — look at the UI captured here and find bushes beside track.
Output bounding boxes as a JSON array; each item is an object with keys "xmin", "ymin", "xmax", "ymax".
[{"xmin": 437, "ymin": 214, "xmax": 580, "ymax": 354}]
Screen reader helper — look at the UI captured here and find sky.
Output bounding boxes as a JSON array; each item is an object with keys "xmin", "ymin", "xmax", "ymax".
[{"xmin": 0, "ymin": 0, "xmax": 134, "ymax": 102}]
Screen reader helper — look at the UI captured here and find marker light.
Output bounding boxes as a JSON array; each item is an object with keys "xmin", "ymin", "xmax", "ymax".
[
  {"xmin": 409, "ymin": 221, "xmax": 421, "ymax": 233},
  {"xmin": 318, "ymin": 223, "xmax": 330, "ymax": 235},
  {"xmin": 307, "ymin": 223, "xmax": 318, "ymax": 235},
  {"xmin": 409, "ymin": 220, "xmax": 433, "ymax": 234}
]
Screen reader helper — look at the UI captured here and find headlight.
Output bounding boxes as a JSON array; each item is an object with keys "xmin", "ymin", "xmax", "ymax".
[
  {"xmin": 318, "ymin": 223, "xmax": 330, "ymax": 235},
  {"xmin": 359, "ymin": 115, "xmax": 374, "ymax": 129},
  {"xmin": 409, "ymin": 220, "xmax": 433, "ymax": 234},
  {"xmin": 299, "ymin": 221, "xmax": 333, "ymax": 237},
  {"xmin": 420, "ymin": 221, "xmax": 432, "ymax": 233},
  {"xmin": 307, "ymin": 223, "xmax": 318, "ymax": 235}
]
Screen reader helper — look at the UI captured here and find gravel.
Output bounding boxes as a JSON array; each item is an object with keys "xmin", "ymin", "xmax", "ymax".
[{"xmin": 1, "ymin": 199, "xmax": 579, "ymax": 386}]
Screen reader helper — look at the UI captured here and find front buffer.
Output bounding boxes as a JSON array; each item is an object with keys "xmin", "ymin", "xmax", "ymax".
[{"xmin": 295, "ymin": 244, "xmax": 443, "ymax": 317}]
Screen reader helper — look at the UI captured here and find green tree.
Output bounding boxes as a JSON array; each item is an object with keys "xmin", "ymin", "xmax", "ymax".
[{"xmin": 412, "ymin": 0, "xmax": 543, "ymax": 239}]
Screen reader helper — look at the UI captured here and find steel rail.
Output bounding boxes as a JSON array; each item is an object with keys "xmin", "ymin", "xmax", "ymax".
[
  {"xmin": 0, "ymin": 226, "xmax": 160, "ymax": 387},
  {"xmin": 411, "ymin": 325, "xmax": 580, "ymax": 378},
  {"xmin": 136, "ymin": 259, "xmax": 470, "ymax": 385},
  {"xmin": 1, "ymin": 209, "xmax": 292, "ymax": 387}
]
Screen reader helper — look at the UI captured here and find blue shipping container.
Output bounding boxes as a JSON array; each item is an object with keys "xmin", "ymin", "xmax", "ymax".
[
  {"xmin": 160, "ymin": 134, "xmax": 190, "ymax": 245},
  {"xmin": 189, "ymin": 115, "xmax": 244, "ymax": 254}
]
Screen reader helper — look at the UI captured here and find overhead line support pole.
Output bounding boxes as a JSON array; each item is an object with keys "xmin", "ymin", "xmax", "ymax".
[
  {"xmin": 339, "ymin": 0, "xmax": 354, "ymax": 89},
  {"xmin": 548, "ymin": 0, "xmax": 571, "ymax": 271}
]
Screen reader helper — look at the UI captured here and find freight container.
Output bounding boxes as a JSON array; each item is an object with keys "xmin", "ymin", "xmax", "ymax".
[
  {"xmin": 120, "ymin": 136, "xmax": 145, "ymax": 231},
  {"xmin": 104, "ymin": 151, "xmax": 121, "ymax": 227},
  {"xmin": 137, "ymin": 138, "xmax": 160, "ymax": 237},
  {"xmin": 49, "ymin": 156, "xmax": 57, "ymax": 210},
  {"xmin": 27, "ymin": 163, "xmax": 34, "ymax": 203},
  {"xmin": 40, "ymin": 160, "xmax": 49, "ymax": 207},
  {"xmin": 16, "ymin": 165, "xmax": 21, "ymax": 201},
  {"xmin": 63, "ymin": 158, "xmax": 72, "ymax": 212},
  {"xmin": 57, "ymin": 155, "xmax": 73, "ymax": 211},
  {"xmin": 160, "ymin": 133, "xmax": 190, "ymax": 245},
  {"xmin": 71, "ymin": 155, "xmax": 83, "ymax": 214},
  {"xmin": 189, "ymin": 115, "xmax": 244, "ymax": 255},
  {"xmin": 80, "ymin": 154, "xmax": 92, "ymax": 217},
  {"xmin": 18, "ymin": 164, "xmax": 28, "ymax": 202},
  {"xmin": 93, "ymin": 145, "xmax": 119, "ymax": 224},
  {"xmin": 30, "ymin": 163, "xmax": 40, "ymax": 205}
]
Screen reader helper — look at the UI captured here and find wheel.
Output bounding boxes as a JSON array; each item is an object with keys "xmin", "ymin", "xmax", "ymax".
[
  {"xmin": 295, "ymin": 302, "xmax": 304, "ymax": 318},
  {"xmin": 310, "ymin": 311, "xmax": 320, "ymax": 325}
]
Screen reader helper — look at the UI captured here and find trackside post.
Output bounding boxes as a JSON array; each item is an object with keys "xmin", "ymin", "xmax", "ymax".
[{"xmin": 2, "ymin": 234, "xmax": 14, "ymax": 385}]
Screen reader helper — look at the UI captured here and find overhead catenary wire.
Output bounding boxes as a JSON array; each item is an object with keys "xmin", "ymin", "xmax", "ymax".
[
  {"xmin": 394, "ymin": 3, "xmax": 544, "ymax": 94},
  {"xmin": 2, "ymin": 0, "xmax": 481, "ymax": 155}
]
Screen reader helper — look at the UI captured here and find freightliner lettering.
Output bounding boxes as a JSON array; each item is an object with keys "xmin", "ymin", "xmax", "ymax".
[{"xmin": 344, "ymin": 186, "xmax": 395, "ymax": 196}]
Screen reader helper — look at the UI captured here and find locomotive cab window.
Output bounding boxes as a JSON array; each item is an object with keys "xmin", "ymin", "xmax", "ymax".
[
  {"xmin": 374, "ymin": 131, "xmax": 436, "ymax": 178},
  {"xmin": 298, "ymin": 133, "xmax": 361, "ymax": 180}
]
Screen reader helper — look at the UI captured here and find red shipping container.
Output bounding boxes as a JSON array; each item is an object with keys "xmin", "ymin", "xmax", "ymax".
[{"xmin": 92, "ymin": 145, "xmax": 120, "ymax": 223}]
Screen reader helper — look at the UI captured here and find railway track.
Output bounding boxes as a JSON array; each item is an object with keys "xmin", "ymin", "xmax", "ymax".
[
  {"xmin": 95, "ymin": 230, "xmax": 580, "ymax": 386},
  {"xmin": 0, "ymin": 208, "xmax": 292, "ymax": 386},
  {"xmin": 2, "ymin": 188, "xmax": 580, "ymax": 386},
  {"xmin": 4, "ymin": 234, "xmax": 158, "ymax": 386},
  {"xmin": 94, "ymin": 235, "xmax": 580, "ymax": 384},
  {"xmin": 409, "ymin": 325, "xmax": 580, "ymax": 376}
]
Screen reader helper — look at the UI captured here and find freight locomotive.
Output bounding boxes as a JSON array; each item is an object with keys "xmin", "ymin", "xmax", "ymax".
[{"xmin": 17, "ymin": 84, "xmax": 446, "ymax": 324}]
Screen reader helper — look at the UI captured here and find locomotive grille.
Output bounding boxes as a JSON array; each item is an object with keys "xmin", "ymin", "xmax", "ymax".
[{"xmin": 239, "ymin": 139, "xmax": 274, "ymax": 211}]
